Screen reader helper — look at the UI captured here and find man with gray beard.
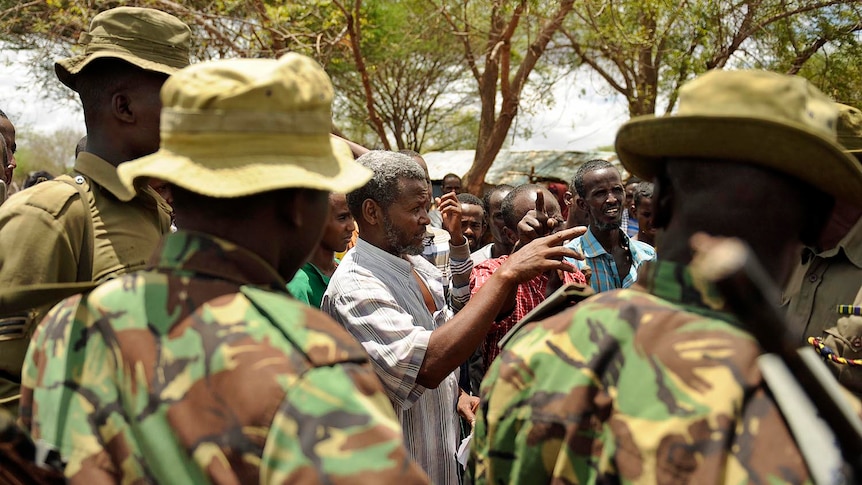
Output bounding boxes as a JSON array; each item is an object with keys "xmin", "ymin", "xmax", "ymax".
[
  {"xmin": 322, "ymin": 150, "xmax": 584, "ymax": 484},
  {"xmin": 564, "ymin": 159, "xmax": 655, "ymax": 293}
]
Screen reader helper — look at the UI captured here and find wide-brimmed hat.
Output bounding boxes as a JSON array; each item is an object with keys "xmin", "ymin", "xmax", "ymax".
[
  {"xmin": 55, "ymin": 7, "xmax": 191, "ymax": 91},
  {"xmin": 117, "ymin": 53, "xmax": 372, "ymax": 197},
  {"xmin": 836, "ymin": 103, "xmax": 862, "ymax": 162},
  {"xmin": 615, "ymin": 70, "xmax": 862, "ymax": 205}
]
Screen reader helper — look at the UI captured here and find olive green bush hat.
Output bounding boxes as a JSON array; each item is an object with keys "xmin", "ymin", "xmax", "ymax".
[
  {"xmin": 836, "ymin": 103, "xmax": 862, "ymax": 162},
  {"xmin": 117, "ymin": 53, "xmax": 372, "ymax": 197},
  {"xmin": 55, "ymin": 7, "xmax": 191, "ymax": 91},
  {"xmin": 615, "ymin": 70, "xmax": 862, "ymax": 205}
]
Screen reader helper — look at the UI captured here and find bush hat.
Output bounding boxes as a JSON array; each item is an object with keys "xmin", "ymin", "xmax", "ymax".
[
  {"xmin": 615, "ymin": 70, "xmax": 862, "ymax": 205},
  {"xmin": 55, "ymin": 7, "xmax": 191, "ymax": 91},
  {"xmin": 836, "ymin": 103, "xmax": 862, "ymax": 162},
  {"xmin": 118, "ymin": 53, "xmax": 372, "ymax": 197}
]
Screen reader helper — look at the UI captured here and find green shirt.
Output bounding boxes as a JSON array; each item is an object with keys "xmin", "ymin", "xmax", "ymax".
[
  {"xmin": 472, "ymin": 260, "xmax": 852, "ymax": 484},
  {"xmin": 287, "ymin": 261, "xmax": 335, "ymax": 308},
  {"xmin": 21, "ymin": 231, "xmax": 427, "ymax": 484}
]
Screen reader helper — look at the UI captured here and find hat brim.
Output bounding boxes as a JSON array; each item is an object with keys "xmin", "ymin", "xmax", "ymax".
[
  {"xmin": 615, "ymin": 115, "xmax": 862, "ymax": 206},
  {"xmin": 55, "ymin": 51, "xmax": 184, "ymax": 91},
  {"xmin": 117, "ymin": 137, "xmax": 372, "ymax": 198}
]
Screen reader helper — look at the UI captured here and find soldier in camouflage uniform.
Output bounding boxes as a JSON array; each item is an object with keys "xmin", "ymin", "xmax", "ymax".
[
  {"xmin": 472, "ymin": 70, "xmax": 862, "ymax": 483},
  {"xmin": 19, "ymin": 54, "xmax": 428, "ymax": 484}
]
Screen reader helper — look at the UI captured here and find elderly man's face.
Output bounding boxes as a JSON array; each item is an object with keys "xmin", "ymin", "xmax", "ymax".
[{"xmin": 382, "ymin": 178, "xmax": 431, "ymax": 256}]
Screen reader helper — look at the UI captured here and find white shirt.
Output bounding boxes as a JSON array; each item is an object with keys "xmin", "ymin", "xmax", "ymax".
[{"xmin": 322, "ymin": 238, "xmax": 461, "ymax": 484}]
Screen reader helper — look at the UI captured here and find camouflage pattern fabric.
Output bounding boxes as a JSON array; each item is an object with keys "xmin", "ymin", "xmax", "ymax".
[
  {"xmin": 20, "ymin": 230, "xmax": 428, "ymax": 484},
  {"xmin": 472, "ymin": 260, "xmax": 862, "ymax": 484}
]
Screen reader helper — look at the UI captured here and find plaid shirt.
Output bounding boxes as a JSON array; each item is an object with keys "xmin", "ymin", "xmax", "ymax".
[
  {"xmin": 470, "ymin": 256, "xmax": 586, "ymax": 372},
  {"xmin": 565, "ymin": 226, "xmax": 656, "ymax": 294}
]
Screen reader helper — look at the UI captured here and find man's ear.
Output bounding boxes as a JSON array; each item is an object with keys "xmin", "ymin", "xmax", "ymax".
[
  {"xmin": 275, "ymin": 191, "xmax": 303, "ymax": 228},
  {"xmin": 652, "ymin": 173, "xmax": 673, "ymax": 230},
  {"xmin": 502, "ymin": 226, "xmax": 518, "ymax": 246},
  {"xmin": 362, "ymin": 199, "xmax": 382, "ymax": 226},
  {"xmin": 563, "ymin": 191, "xmax": 573, "ymax": 207},
  {"xmin": 575, "ymin": 195, "xmax": 588, "ymax": 213},
  {"xmin": 111, "ymin": 91, "xmax": 136, "ymax": 124}
]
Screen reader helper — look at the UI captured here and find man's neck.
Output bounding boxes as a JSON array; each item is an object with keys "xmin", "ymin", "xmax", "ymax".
[
  {"xmin": 491, "ymin": 241, "xmax": 512, "ymax": 258},
  {"xmin": 310, "ymin": 246, "xmax": 337, "ymax": 275},
  {"xmin": 589, "ymin": 223, "xmax": 622, "ymax": 252}
]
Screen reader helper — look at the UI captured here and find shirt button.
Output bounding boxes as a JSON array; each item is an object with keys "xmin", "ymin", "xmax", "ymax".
[{"xmin": 808, "ymin": 274, "xmax": 818, "ymax": 283}]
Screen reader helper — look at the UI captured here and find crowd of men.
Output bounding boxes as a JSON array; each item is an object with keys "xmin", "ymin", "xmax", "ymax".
[{"xmin": 0, "ymin": 6, "xmax": 861, "ymax": 485}]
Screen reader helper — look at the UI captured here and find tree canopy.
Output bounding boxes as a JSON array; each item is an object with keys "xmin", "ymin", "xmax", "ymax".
[{"xmin": 1, "ymin": 0, "xmax": 859, "ymax": 192}]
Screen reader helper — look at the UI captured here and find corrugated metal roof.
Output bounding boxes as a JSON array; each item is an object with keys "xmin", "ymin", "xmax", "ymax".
[{"xmin": 423, "ymin": 149, "xmax": 622, "ymax": 186}]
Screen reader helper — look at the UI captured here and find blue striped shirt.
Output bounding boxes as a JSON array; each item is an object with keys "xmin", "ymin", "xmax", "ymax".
[{"xmin": 565, "ymin": 227, "xmax": 656, "ymax": 293}]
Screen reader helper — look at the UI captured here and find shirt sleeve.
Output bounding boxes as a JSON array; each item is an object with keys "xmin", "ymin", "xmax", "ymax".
[
  {"xmin": 0, "ymin": 184, "xmax": 87, "ymax": 288},
  {"xmin": 322, "ymin": 281, "xmax": 433, "ymax": 409},
  {"xmin": 261, "ymin": 363, "xmax": 429, "ymax": 484},
  {"xmin": 286, "ymin": 270, "xmax": 312, "ymax": 306},
  {"xmin": 448, "ymin": 240, "xmax": 473, "ymax": 313}
]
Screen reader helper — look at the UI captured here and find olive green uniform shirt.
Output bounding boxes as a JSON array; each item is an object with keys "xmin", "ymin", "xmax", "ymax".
[
  {"xmin": 783, "ymin": 216, "xmax": 862, "ymax": 340},
  {"xmin": 0, "ymin": 152, "xmax": 171, "ymax": 413}
]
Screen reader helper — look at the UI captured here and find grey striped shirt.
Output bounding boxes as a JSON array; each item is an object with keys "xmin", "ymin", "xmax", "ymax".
[{"xmin": 322, "ymin": 238, "xmax": 461, "ymax": 484}]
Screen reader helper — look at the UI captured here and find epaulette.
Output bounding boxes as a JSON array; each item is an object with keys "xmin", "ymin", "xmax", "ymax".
[{"xmin": 17, "ymin": 177, "xmax": 88, "ymax": 218}]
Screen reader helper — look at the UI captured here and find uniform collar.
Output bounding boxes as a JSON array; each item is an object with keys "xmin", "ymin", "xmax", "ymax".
[
  {"xmin": 152, "ymin": 230, "xmax": 288, "ymax": 291},
  {"xmin": 810, "ymin": 216, "xmax": 862, "ymax": 269},
  {"xmin": 636, "ymin": 260, "xmax": 737, "ymax": 323},
  {"xmin": 73, "ymin": 152, "xmax": 137, "ymax": 202}
]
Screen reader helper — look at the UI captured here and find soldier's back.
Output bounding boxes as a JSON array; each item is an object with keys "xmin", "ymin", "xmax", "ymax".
[{"xmin": 19, "ymin": 247, "xmax": 427, "ymax": 483}]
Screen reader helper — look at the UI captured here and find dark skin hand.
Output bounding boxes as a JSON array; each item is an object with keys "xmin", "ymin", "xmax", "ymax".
[
  {"xmin": 508, "ymin": 189, "xmax": 583, "ymax": 307},
  {"xmin": 416, "ymin": 226, "xmax": 585, "ymax": 388},
  {"xmin": 436, "ymin": 192, "xmax": 466, "ymax": 246}
]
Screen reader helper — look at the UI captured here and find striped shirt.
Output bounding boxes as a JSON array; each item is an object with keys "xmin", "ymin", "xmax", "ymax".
[
  {"xmin": 322, "ymin": 238, "xmax": 461, "ymax": 485},
  {"xmin": 422, "ymin": 226, "xmax": 472, "ymax": 312},
  {"xmin": 565, "ymin": 227, "xmax": 656, "ymax": 293}
]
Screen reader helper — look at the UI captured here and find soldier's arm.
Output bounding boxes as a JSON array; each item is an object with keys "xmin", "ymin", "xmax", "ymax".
[{"xmin": 260, "ymin": 362, "xmax": 429, "ymax": 484}]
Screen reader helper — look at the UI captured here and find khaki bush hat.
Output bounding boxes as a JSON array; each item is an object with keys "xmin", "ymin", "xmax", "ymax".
[
  {"xmin": 836, "ymin": 103, "xmax": 862, "ymax": 162},
  {"xmin": 615, "ymin": 70, "xmax": 862, "ymax": 205},
  {"xmin": 118, "ymin": 53, "xmax": 372, "ymax": 197},
  {"xmin": 55, "ymin": 7, "xmax": 191, "ymax": 91}
]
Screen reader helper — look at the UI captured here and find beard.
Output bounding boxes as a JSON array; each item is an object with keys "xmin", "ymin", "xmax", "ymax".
[
  {"xmin": 594, "ymin": 219, "xmax": 621, "ymax": 232},
  {"xmin": 383, "ymin": 213, "xmax": 425, "ymax": 256}
]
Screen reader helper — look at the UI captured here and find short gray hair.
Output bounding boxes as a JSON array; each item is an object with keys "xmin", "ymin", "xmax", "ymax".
[{"xmin": 347, "ymin": 150, "xmax": 427, "ymax": 217}]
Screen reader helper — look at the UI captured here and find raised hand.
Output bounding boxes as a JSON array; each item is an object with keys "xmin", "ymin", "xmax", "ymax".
[
  {"xmin": 436, "ymin": 192, "xmax": 465, "ymax": 246},
  {"xmin": 499, "ymin": 226, "xmax": 586, "ymax": 285},
  {"xmin": 516, "ymin": 189, "xmax": 562, "ymax": 247}
]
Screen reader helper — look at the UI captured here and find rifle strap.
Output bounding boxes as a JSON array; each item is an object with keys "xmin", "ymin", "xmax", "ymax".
[{"xmin": 759, "ymin": 352, "xmax": 844, "ymax": 485}]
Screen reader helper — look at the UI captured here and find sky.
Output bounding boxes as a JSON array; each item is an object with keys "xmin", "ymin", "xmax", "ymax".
[{"xmin": 1, "ymin": 48, "xmax": 630, "ymax": 153}]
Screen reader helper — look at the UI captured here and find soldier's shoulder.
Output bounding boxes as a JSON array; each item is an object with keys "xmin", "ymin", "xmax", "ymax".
[
  {"xmin": 1, "ymin": 177, "xmax": 86, "ymax": 218},
  {"xmin": 239, "ymin": 285, "xmax": 369, "ymax": 368}
]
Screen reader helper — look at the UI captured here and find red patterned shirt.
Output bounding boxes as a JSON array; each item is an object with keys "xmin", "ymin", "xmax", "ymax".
[{"xmin": 470, "ymin": 256, "xmax": 586, "ymax": 371}]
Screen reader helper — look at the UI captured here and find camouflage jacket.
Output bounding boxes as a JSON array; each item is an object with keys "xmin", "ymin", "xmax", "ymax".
[
  {"xmin": 472, "ymin": 260, "xmax": 861, "ymax": 484},
  {"xmin": 20, "ymin": 230, "xmax": 428, "ymax": 484}
]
